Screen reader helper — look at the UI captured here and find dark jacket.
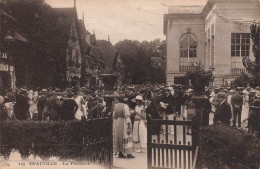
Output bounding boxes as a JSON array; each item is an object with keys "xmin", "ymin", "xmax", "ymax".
[
  {"xmin": 231, "ymin": 92, "xmax": 243, "ymax": 110},
  {"xmin": 214, "ymin": 100, "xmax": 231, "ymax": 125},
  {"xmin": 37, "ymin": 95, "xmax": 47, "ymax": 121},
  {"xmin": 59, "ymin": 99, "xmax": 78, "ymax": 120},
  {"xmin": 14, "ymin": 93, "xmax": 30, "ymax": 120},
  {"xmin": 202, "ymin": 99, "xmax": 212, "ymax": 127},
  {"xmin": 42, "ymin": 95, "xmax": 60, "ymax": 120},
  {"xmin": 146, "ymin": 103, "xmax": 161, "ymax": 134},
  {"xmin": 161, "ymin": 94, "xmax": 175, "ymax": 115},
  {"xmin": 0, "ymin": 103, "xmax": 8, "ymax": 121},
  {"xmin": 90, "ymin": 103, "xmax": 105, "ymax": 118}
]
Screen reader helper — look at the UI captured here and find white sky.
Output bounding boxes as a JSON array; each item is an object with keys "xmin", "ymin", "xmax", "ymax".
[{"xmin": 45, "ymin": 0, "xmax": 207, "ymax": 44}]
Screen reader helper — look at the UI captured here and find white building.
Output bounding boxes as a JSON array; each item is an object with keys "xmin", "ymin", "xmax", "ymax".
[{"xmin": 164, "ymin": 0, "xmax": 260, "ymax": 86}]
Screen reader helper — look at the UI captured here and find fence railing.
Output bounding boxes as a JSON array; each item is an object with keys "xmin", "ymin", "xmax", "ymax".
[
  {"xmin": 179, "ymin": 66, "xmax": 196, "ymax": 72},
  {"xmin": 0, "ymin": 117, "xmax": 113, "ymax": 168},
  {"xmin": 230, "ymin": 68, "xmax": 249, "ymax": 76}
]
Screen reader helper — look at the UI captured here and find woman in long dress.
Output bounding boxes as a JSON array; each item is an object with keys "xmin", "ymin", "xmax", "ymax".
[
  {"xmin": 242, "ymin": 89, "xmax": 249, "ymax": 122},
  {"xmin": 113, "ymin": 96, "xmax": 134, "ymax": 158},
  {"xmin": 74, "ymin": 92, "xmax": 87, "ymax": 120},
  {"xmin": 132, "ymin": 95, "xmax": 147, "ymax": 153}
]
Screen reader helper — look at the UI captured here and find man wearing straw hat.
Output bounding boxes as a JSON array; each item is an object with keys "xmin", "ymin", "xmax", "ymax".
[{"xmin": 214, "ymin": 92, "xmax": 232, "ymax": 125}]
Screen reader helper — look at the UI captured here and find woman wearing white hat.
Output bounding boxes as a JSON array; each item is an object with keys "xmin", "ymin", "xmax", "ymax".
[{"xmin": 132, "ymin": 95, "xmax": 147, "ymax": 153}]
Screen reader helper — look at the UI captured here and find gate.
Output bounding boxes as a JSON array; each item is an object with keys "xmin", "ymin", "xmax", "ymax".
[{"xmin": 147, "ymin": 116, "xmax": 198, "ymax": 169}]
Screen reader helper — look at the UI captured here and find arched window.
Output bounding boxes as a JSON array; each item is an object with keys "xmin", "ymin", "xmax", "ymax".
[{"xmin": 179, "ymin": 33, "xmax": 197, "ymax": 58}]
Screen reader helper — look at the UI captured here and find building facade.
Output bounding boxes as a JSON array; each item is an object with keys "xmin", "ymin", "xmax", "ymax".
[
  {"xmin": 164, "ymin": 0, "xmax": 260, "ymax": 86},
  {"xmin": 0, "ymin": 9, "xmax": 28, "ymax": 91}
]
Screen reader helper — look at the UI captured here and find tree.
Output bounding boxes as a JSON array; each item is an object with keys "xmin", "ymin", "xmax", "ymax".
[
  {"xmin": 114, "ymin": 39, "xmax": 166, "ymax": 84},
  {"xmin": 242, "ymin": 22, "xmax": 260, "ymax": 87},
  {"xmin": 96, "ymin": 40, "xmax": 117, "ymax": 68}
]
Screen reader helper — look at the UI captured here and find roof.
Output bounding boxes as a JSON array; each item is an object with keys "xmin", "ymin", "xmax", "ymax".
[
  {"xmin": 14, "ymin": 31, "xmax": 28, "ymax": 42},
  {"xmin": 163, "ymin": 13, "xmax": 204, "ymax": 35},
  {"xmin": 202, "ymin": 0, "xmax": 260, "ymax": 15},
  {"xmin": 168, "ymin": 6, "xmax": 204, "ymax": 14},
  {"xmin": 52, "ymin": 8, "xmax": 77, "ymax": 17},
  {"xmin": 163, "ymin": 0, "xmax": 260, "ymax": 35},
  {"xmin": 78, "ymin": 21, "xmax": 87, "ymax": 38}
]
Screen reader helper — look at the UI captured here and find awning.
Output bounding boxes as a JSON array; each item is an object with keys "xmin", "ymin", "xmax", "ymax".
[
  {"xmin": 14, "ymin": 32, "xmax": 29, "ymax": 43},
  {"xmin": 0, "ymin": 9, "xmax": 16, "ymax": 21}
]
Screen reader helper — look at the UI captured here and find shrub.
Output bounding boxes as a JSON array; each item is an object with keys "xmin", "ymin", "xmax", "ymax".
[
  {"xmin": 0, "ymin": 119, "xmax": 111, "ymax": 160},
  {"xmin": 199, "ymin": 124, "xmax": 260, "ymax": 169}
]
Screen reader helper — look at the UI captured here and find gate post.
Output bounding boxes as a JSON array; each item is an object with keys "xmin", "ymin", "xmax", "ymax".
[
  {"xmin": 109, "ymin": 115, "xmax": 113, "ymax": 169},
  {"xmin": 147, "ymin": 114, "xmax": 152, "ymax": 169},
  {"xmin": 191, "ymin": 94, "xmax": 208, "ymax": 169}
]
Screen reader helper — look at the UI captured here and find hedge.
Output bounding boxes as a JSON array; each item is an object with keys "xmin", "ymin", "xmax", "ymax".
[
  {"xmin": 0, "ymin": 119, "xmax": 111, "ymax": 160},
  {"xmin": 199, "ymin": 124, "xmax": 260, "ymax": 169}
]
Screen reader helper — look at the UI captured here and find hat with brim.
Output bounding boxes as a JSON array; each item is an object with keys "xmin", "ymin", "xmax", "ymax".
[
  {"xmin": 164, "ymin": 86, "xmax": 171, "ymax": 91},
  {"xmin": 153, "ymin": 87, "xmax": 160, "ymax": 91},
  {"xmin": 250, "ymin": 99, "xmax": 260, "ymax": 109},
  {"xmin": 132, "ymin": 95, "xmax": 143, "ymax": 102},
  {"xmin": 210, "ymin": 93, "xmax": 215, "ymax": 97},
  {"xmin": 255, "ymin": 93, "xmax": 260, "ymax": 99},
  {"xmin": 42, "ymin": 89, "xmax": 48, "ymax": 93},
  {"xmin": 218, "ymin": 92, "xmax": 227, "ymax": 98},
  {"xmin": 186, "ymin": 89, "xmax": 193, "ymax": 93},
  {"xmin": 20, "ymin": 86, "xmax": 27, "ymax": 92},
  {"xmin": 61, "ymin": 91, "xmax": 69, "ymax": 99}
]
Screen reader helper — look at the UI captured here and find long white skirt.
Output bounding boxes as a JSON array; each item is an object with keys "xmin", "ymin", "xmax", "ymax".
[{"xmin": 133, "ymin": 120, "xmax": 147, "ymax": 149}]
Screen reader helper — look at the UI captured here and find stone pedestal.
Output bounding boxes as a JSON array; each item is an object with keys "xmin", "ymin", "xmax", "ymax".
[{"xmin": 100, "ymin": 74, "xmax": 119, "ymax": 116}]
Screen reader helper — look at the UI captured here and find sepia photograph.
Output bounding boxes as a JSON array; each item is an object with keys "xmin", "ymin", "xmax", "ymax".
[{"xmin": 0, "ymin": 0, "xmax": 260, "ymax": 169}]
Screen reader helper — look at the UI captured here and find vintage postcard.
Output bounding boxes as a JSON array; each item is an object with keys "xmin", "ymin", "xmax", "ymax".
[{"xmin": 0, "ymin": 0, "xmax": 260, "ymax": 169}]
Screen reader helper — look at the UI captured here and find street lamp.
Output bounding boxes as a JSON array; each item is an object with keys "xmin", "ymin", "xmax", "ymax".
[
  {"xmin": 3, "ymin": 31, "xmax": 14, "ymax": 89},
  {"xmin": 4, "ymin": 31, "xmax": 14, "ymax": 73}
]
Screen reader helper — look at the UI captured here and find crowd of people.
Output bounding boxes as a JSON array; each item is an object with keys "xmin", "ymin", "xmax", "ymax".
[{"xmin": 0, "ymin": 84, "xmax": 260, "ymax": 159}]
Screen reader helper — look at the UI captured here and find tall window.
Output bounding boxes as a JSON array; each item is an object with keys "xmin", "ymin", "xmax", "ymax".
[
  {"xmin": 231, "ymin": 33, "xmax": 250, "ymax": 57},
  {"xmin": 180, "ymin": 33, "xmax": 197, "ymax": 58}
]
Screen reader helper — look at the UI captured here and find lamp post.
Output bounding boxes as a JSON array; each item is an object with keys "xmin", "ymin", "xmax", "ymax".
[
  {"xmin": 4, "ymin": 31, "xmax": 14, "ymax": 73},
  {"xmin": 3, "ymin": 31, "xmax": 14, "ymax": 89}
]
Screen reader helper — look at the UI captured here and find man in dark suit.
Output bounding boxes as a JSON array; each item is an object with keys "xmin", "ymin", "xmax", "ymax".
[
  {"xmin": 37, "ymin": 89, "xmax": 48, "ymax": 121},
  {"xmin": 89, "ymin": 97, "xmax": 105, "ymax": 118},
  {"xmin": 14, "ymin": 88, "xmax": 30, "ymax": 120},
  {"xmin": 59, "ymin": 92, "xmax": 78, "ymax": 120},
  {"xmin": 160, "ymin": 87, "xmax": 175, "ymax": 134},
  {"xmin": 42, "ymin": 92, "xmax": 60, "ymax": 120},
  {"xmin": 214, "ymin": 92, "xmax": 232, "ymax": 125},
  {"xmin": 231, "ymin": 88, "xmax": 244, "ymax": 127}
]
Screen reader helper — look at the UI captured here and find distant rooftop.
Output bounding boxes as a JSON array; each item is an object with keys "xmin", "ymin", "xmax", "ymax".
[
  {"xmin": 168, "ymin": 0, "xmax": 259, "ymax": 14},
  {"xmin": 168, "ymin": 6, "xmax": 204, "ymax": 14},
  {"xmin": 53, "ymin": 8, "xmax": 77, "ymax": 17}
]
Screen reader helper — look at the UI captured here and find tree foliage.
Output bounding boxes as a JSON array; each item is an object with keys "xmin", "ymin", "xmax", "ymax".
[
  {"xmin": 242, "ymin": 23, "xmax": 260, "ymax": 87},
  {"xmin": 96, "ymin": 40, "xmax": 116, "ymax": 67},
  {"xmin": 114, "ymin": 39, "xmax": 166, "ymax": 84}
]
